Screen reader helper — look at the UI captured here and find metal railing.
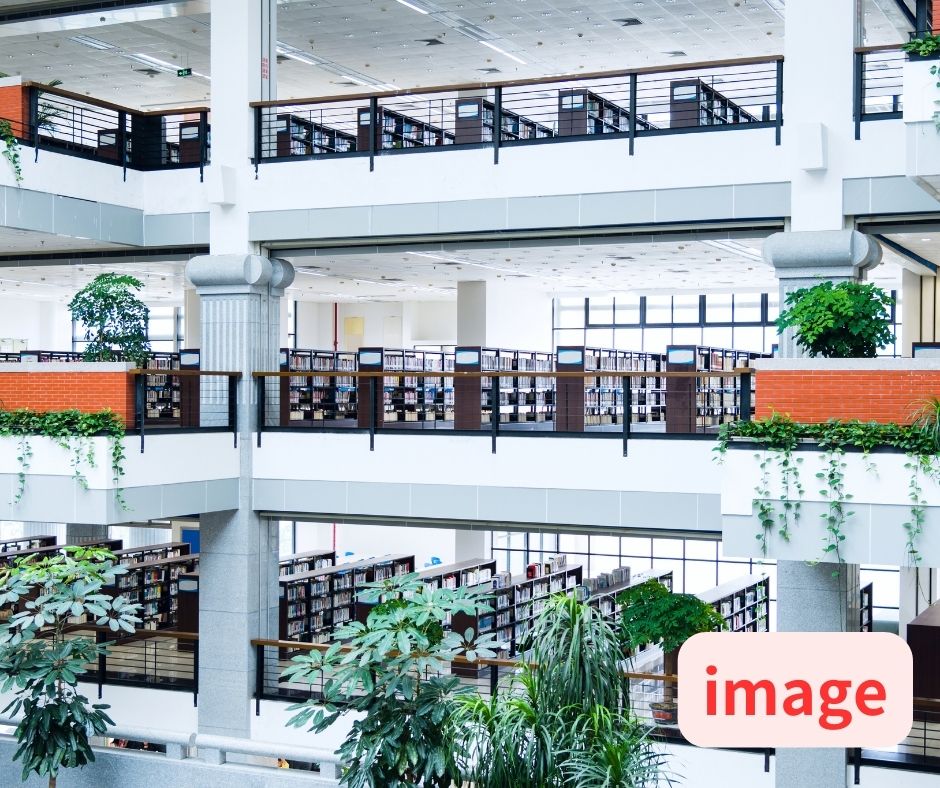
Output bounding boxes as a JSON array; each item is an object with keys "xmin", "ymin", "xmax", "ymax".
[
  {"xmin": 4, "ymin": 82, "xmax": 210, "ymax": 178},
  {"xmin": 861, "ymin": 697, "xmax": 940, "ymax": 775},
  {"xmin": 251, "ymin": 55, "xmax": 783, "ymax": 168},
  {"xmin": 130, "ymin": 369, "xmax": 241, "ymax": 451},
  {"xmin": 253, "ymin": 368, "xmax": 754, "ymax": 454},
  {"xmin": 855, "ymin": 46, "xmax": 905, "ymax": 139}
]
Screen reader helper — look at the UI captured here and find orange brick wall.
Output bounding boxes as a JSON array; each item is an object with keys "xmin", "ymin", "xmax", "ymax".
[
  {"xmin": 0, "ymin": 371, "xmax": 136, "ymax": 428},
  {"xmin": 0, "ymin": 85, "xmax": 29, "ymax": 138},
  {"xmin": 755, "ymin": 370, "xmax": 940, "ymax": 424}
]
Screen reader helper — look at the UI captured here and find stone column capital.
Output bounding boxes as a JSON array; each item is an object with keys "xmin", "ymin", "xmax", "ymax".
[
  {"xmin": 762, "ymin": 229, "xmax": 882, "ymax": 281},
  {"xmin": 185, "ymin": 254, "xmax": 273, "ymax": 295}
]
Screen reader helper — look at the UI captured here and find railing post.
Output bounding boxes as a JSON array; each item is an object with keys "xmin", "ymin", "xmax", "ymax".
[
  {"xmin": 118, "ymin": 110, "xmax": 128, "ymax": 182},
  {"xmin": 229, "ymin": 374, "xmax": 238, "ymax": 448},
  {"xmin": 852, "ymin": 746, "xmax": 861, "ymax": 784},
  {"xmin": 136, "ymin": 373, "xmax": 146, "ymax": 453},
  {"xmin": 628, "ymin": 73, "xmax": 637, "ymax": 156},
  {"xmin": 491, "ymin": 374, "xmax": 499, "ymax": 454},
  {"xmin": 775, "ymin": 58, "xmax": 784, "ymax": 146},
  {"xmin": 253, "ymin": 107, "xmax": 261, "ymax": 178},
  {"xmin": 740, "ymin": 370, "xmax": 752, "ymax": 423},
  {"xmin": 493, "ymin": 86, "xmax": 502, "ymax": 165},
  {"xmin": 255, "ymin": 642, "xmax": 264, "ymax": 716},
  {"xmin": 369, "ymin": 375, "xmax": 377, "ymax": 452},
  {"xmin": 764, "ymin": 748, "xmax": 771, "ymax": 773},
  {"xmin": 623, "ymin": 375, "xmax": 631, "ymax": 457},
  {"xmin": 200, "ymin": 110, "xmax": 209, "ymax": 182},
  {"xmin": 489, "ymin": 663, "xmax": 498, "ymax": 697},
  {"xmin": 97, "ymin": 629, "xmax": 106, "ymax": 700},
  {"xmin": 28, "ymin": 86, "xmax": 39, "ymax": 160},
  {"xmin": 369, "ymin": 96, "xmax": 378, "ymax": 172},
  {"xmin": 256, "ymin": 374, "xmax": 265, "ymax": 448},
  {"xmin": 194, "ymin": 638, "xmax": 199, "ymax": 708},
  {"xmin": 853, "ymin": 51, "xmax": 863, "ymax": 141}
]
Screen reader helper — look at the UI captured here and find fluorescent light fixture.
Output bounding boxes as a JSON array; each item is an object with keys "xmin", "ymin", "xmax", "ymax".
[
  {"xmin": 701, "ymin": 239, "xmax": 764, "ymax": 263},
  {"xmin": 479, "ymin": 40, "xmax": 526, "ymax": 65},
  {"xmin": 69, "ymin": 34, "xmax": 115, "ymax": 51},
  {"xmin": 124, "ymin": 53, "xmax": 178, "ymax": 73},
  {"xmin": 395, "ymin": 0, "xmax": 430, "ymax": 14},
  {"xmin": 340, "ymin": 75, "xmax": 371, "ymax": 87}
]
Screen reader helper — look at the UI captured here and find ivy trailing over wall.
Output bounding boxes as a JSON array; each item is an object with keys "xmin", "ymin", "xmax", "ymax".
[
  {"xmin": 0, "ymin": 408, "xmax": 127, "ymax": 508},
  {"xmin": 0, "ymin": 119, "xmax": 23, "ymax": 185},
  {"xmin": 716, "ymin": 415, "xmax": 940, "ymax": 566}
]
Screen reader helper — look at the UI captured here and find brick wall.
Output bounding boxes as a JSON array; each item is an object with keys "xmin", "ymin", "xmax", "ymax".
[
  {"xmin": 755, "ymin": 369, "xmax": 940, "ymax": 424},
  {"xmin": 935, "ymin": 0, "xmax": 940, "ymax": 32},
  {"xmin": 0, "ymin": 370, "xmax": 136, "ymax": 428},
  {"xmin": 0, "ymin": 84, "xmax": 29, "ymax": 138}
]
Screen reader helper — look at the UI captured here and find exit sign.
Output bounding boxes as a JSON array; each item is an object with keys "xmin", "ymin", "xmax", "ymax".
[{"xmin": 177, "ymin": 67, "xmax": 192, "ymax": 78}]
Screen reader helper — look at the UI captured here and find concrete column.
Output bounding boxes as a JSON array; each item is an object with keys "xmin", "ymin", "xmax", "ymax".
[
  {"xmin": 455, "ymin": 529, "xmax": 490, "ymax": 562},
  {"xmin": 457, "ymin": 281, "xmax": 487, "ymax": 346},
  {"xmin": 456, "ymin": 280, "xmax": 553, "ymax": 351},
  {"xmin": 186, "ymin": 254, "xmax": 293, "ymax": 738},
  {"xmin": 183, "ymin": 287, "xmax": 201, "ymax": 349}
]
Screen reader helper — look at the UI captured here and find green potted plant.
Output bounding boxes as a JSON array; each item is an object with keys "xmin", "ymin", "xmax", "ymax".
[
  {"xmin": 0, "ymin": 546, "xmax": 142, "ymax": 788},
  {"xmin": 68, "ymin": 273, "xmax": 151, "ymax": 365},
  {"xmin": 283, "ymin": 572, "xmax": 500, "ymax": 788},
  {"xmin": 775, "ymin": 280, "xmax": 895, "ymax": 358},
  {"xmin": 903, "ymin": 33, "xmax": 940, "ymax": 60},
  {"xmin": 616, "ymin": 579, "xmax": 726, "ymax": 726}
]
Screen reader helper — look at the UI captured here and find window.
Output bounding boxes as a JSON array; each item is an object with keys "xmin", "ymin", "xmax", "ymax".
[
  {"xmin": 73, "ymin": 304, "xmax": 184, "ymax": 354},
  {"xmin": 672, "ymin": 295, "xmax": 700, "ymax": 325},
  {"xmin": 705, "ymin": 294, "xmax": 732, "ymax": 323},
  {"xmin": 644, "ymin": 295, "xmax": 672, "ymax": 325}
]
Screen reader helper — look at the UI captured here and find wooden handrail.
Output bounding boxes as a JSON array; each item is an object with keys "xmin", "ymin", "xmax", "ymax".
[
  {"xmin": 23, "ymin": 81, "xmax": 210, "ymax": 118},
  {"xmin": 854, "ymin": 44, "xmax": 905, "ymax": 55},
  {"xmin": 64, "ymin": 624, "xmax": 199, "ymax": 642},
  {"xmin": 252, "ymin": 368, "xmax": 753, "ymax": 380},
  {"xmin": 249, "ymin": 54, "xmax": 783, "ymax": 109},
  {"xmin": 130, "ymin": 369, "xmax": 241, "ymax": 378}
]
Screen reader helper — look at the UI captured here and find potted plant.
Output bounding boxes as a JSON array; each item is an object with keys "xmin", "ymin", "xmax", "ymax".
[
  {"xmin": 68, "ymin": 273, "xmax": 151, "ymax": 365},
  {"xmin": 616, "ymin": 579, "xmax": 726, "ymax": 726},
  {"xmin": 775, "ymin": 280, "xmax": 894, "ymax": 358},
  {"xmin": 0, "ymin": 547, "xmax": 141, "ymax": 788},
  {"xmin": 903, "ymin": 33, "xmax": 940, "ymax": 60}
]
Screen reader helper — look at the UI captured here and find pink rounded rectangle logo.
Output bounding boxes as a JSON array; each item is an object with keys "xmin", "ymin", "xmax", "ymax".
[{"xmin": 678, "ymin": 632, "xmax": 913, "ymax": 747}]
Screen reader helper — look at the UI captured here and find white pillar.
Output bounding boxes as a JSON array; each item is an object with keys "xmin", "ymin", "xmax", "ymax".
[
  {"xmin": 183, "ymin": 287, "xmax": 201, "ymax": 348},
  {"xmin": 457, "ymin": 280, "xmax": 553, "ymax": 351},
  {"xmin": 457, "ymin": 281, "xmax": 487, "ymax": 346}
]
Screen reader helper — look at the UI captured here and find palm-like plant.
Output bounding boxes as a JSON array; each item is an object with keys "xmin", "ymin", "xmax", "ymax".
[
  {"xmin": 911, "ymin": 396, "xmax": 940, "ymax": 451},
  {"xmin": 451, "ymin": 593, "xmax": 669, "ymax": 788}
]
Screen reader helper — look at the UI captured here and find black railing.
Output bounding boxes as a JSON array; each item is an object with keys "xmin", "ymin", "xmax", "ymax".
[
  {"xmin": 252, "ymin": 56, "xmax": 783, "ymax": 166},
  {"xmin": 2, "ymin": 82, "xmax": 210, "ymax": 177},
  {"xmin": 862, "ymin": 698, "xmax": 940, "ymax": 775},
  {"xmin": 855, "ymin": 46, "xmax": 905, "ymax": 138}
]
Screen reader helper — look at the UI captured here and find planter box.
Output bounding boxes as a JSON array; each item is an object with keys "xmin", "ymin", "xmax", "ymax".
[{"xmin": 721, "ymin": 444, "xmax": 940, "ymax": 566}]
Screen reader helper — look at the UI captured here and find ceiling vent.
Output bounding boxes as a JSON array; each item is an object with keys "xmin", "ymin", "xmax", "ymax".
[{"xmin": 614, "ymin": 18, "xmax": 643, "ymax": 26}]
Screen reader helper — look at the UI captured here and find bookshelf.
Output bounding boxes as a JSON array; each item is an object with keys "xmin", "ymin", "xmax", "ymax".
[
  {"xmin": 585, "ymin": 567, "xmax": 674, "ymax": 624},
  {"xmin": 278, "ymin": 554, "xmax": 416, "ymax": 646},
  {"xmin": 669, "ymin": 78, "xmax": 760, "ymax": 128},
  {"xmin": 665, "ymin": 345, "xmax": 767, "ymax": 433},
  {"xmin": 279, "ymin": 348, "xmax": 357, "ymax": 425},
  {"xmin": 112, "ymin": 542, "xmax": 190, "ymax": 566},
  {"xmin": 142, "ymin": 351, "xmax": 182, "ymax": 423},
  {"xmin": 276, "ymin": 113, "xmax": 356, "ymax": 157},
  {"xmin": 697, "ymin": 574, "xmax": 770, "ymax": 633},
  {"xmin": 176, "ymin": 569, "xmax": 198, "ymax": 641},
  {"xmin": 512, "ymin": 350, "xmax": 555, "ymax": 423},
  {"xmin": 558, "ymin": 88, "xmax": 656, "ymax": 136},
  {"xmin": 357, "ymin": 107, "xmax": 454, "ymax": 151},
  {"xmin": 422, "ymin": 349, "xmax": 455, "ymax": 423},
  {"xmin": 454, "ymin": 97, "xmax": 554, "ymax": 145},
  {"xmin": 19, "ymin": 350, "xmax": 83, "ymax": 362},
  {"xmin": 107, "ymin": 553, "xmax": 199, "ymax": 631},
  {"xmin": 0, "ymin": 535, "xmax": 56, "ymax": 553},
  {"xmin": 0, "ymin": 538, "xmax": 123, "ymax": 567},
  {"xmin": 279, "ymin": 549, "xmax": 336, "ymax": 577},
  {"xmin": 860, "ymin": 582, "xmax": 874, "ymax": 632},
  {"xmin": 416, "ymin": 558, "xmax": 496, "ymax": 592}
]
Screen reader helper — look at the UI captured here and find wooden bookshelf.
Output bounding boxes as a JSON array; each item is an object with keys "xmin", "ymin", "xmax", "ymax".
[
  {"xmin": 279, "ymin": 549, "xmax": 336, "ymax": 576},
  {"xmin": 416, "ymin": 557, "xmax": 497, "ymax": 592},
  {"xmin": 112, "ymin": 542, "xmax": 190, "ymax": 567},
  {"xmin": 275, "ymin": 113, "xmax": 356, "ymax": 157},
  {"xmin": 279, "ymin": 348, "xmax": 357, "ymax": 425},
  {"xmin": 585, "ymin": 567, "xmax": 674, "ymax": 623},
  {"xmin": 357, "ymin": 106, "xmax": 454, "ymax": 151},
  {"xmin": 108, "ymin": 553, "xmax": 199, "ymax": 631},
  {"xmin": 0, "ymin": 535, "xmax": 56, "ymax": 554},
  {"xmin": 697, "ymin": 574, "xmax": 770, "ymax": 633},
  {"xmin": 0, "ymin": 538, "xmax": 123, "ymax": 567},
  {"xmin": 558, "ymin": 88, "xmax": 656, "ymax": 136},
  {"xmin": 454, "ymin": 97, "xmax": 554, "ymax": 144},
  {"xmin": 669, "ymin": 78, "xmax": 760, "ymax": 129},
  {"xmin": 860, "ymin": 582, "xmax": 874, "ymax": 632}
]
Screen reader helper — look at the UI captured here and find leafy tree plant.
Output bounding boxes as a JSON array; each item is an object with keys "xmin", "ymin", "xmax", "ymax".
[
  {"xmin": 68, "ymin": 273, "xmax": 150, "ymax": 365},
  {"xmin": 451, "ymin": 593, "xmax": 668, "ymax": 788},
  {"xmin": 775, "ymin": 280, "xmax": 894, "ymax": 358},
  {"xmin": 0, "ymin": 547, "xmax": 142, "ymax": 788},
  {"xmin": 283, "ymin": 572, "xmax": 500, "ymax": 788},
  {"xmin": 617, "ymin": 579, "xmax": 726, "ymax": 705}
]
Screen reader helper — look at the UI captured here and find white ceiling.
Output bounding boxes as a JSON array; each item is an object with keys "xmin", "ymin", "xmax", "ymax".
[
  {"xmin": 0, "ymin": 0, "xmax": 909, "ymax": 110},
  {"xmin": 0, "ymin": 233, "xmax": 910, "ymax": 305},
  {"xmin": 0, "ymin": 226, "xmax": 131, "ymax": 254}
]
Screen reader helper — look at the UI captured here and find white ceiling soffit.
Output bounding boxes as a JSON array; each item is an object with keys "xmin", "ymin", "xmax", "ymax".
[{"xmin": 0, "ymin": 1, "xmax": 209, "ymax": 37}]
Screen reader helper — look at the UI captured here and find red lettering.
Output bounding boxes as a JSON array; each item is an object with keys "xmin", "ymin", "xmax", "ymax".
[
  {"xmin": 782, "ymin": 679, "xmax": 813, "ymax": 716},
  {"xmin": 856, "ymin": 680, "xmax": 886, "ymax": 717}
]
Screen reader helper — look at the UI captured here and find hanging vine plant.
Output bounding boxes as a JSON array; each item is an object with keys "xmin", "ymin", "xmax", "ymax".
[
  {"xmin": 716, "ymin": 415, "xmax": 940, "ymax": 566},
  {"xmin": 0, "ymin": 408, "xmax": 128, "ymax": 509},
  {"xmin": 0, "ymin": 118, "xmax": 23, "ymax": 185}
]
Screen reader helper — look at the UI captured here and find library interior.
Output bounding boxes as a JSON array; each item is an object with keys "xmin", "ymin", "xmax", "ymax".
[{"xmin": 1, "ymin": 0, "xmax": 940, "ymax": 787}]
